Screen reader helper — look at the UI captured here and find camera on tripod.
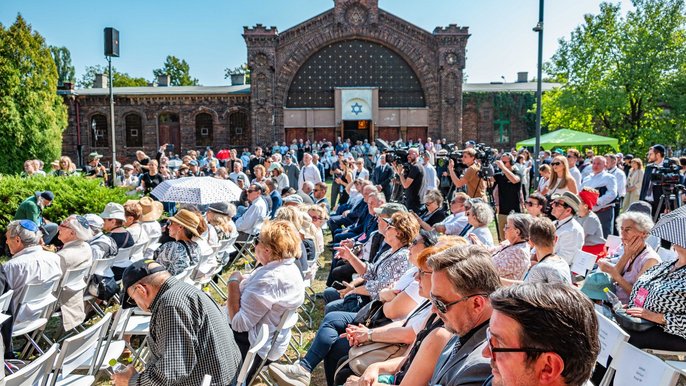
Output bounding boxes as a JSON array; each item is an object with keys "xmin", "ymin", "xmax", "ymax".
[
  {"xmin": 651, "ymin": 159, "xmax": 682, "ymax": 189},
  {"xmin": 375, "ymin": 139, "xmax": 411, "ymax": 172}
]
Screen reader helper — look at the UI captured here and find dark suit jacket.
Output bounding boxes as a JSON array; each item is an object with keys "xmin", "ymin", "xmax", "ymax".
[
  {"xmin": 429, "ymin": 323, "xmax": 491, "ymax": 386},
  {"xmin": 372, "ymin": 164, "xmax": 394, "ymax": 200}
]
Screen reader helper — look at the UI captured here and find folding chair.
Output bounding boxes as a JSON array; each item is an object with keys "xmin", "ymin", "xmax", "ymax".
[
  {"xmin": 248, "ymin": 309, "xmax": 299, "ymax": 385},
  {"xmin": 233, "ymin": 233, "xmax": 258, "ymax": 269},
  {"xmin": 595, "ymin": 310, "xmax": 630, "ymax": 386},
  {"xmin": 48, "ymin": 312, "xmax": 112, "ymax": 386},
  {"xmin": 82, "ymin": 258, "xmax": 117, "ymax": 317},
  {"xmin": 111, "ymin": 246, "xmax": 133, "ymax": 272},
  {"xmin": 4, "ymin": 343, "xmax": 59, "ymax": 386},
  {"xmin": 77, "ymin": 310, "xmax": 126, "ymax": 376},
  {"xmin": 128, "ymin": 241, "xmax": 148, "ymax": 263},
  {"xmin": 0, "ymin": 289, "xmax": 14, "ymax": 324},
  {"xmin": 604, "ymin": 341, "xmax": 679, "ymax": 386},
  {"xmin": 114, "ymin": 308, "xmax": 151, "ymax": 366},
  {"xmin": 13, "ymin": 277, "xmax": 61, "ymax": 359},
  {"xmin": 236, "ymin": 324, "xmax": 269, "ymax": 386}
]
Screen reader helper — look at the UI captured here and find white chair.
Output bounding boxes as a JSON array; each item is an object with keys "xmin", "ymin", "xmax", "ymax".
[
  {"xmin": 595, "ymin": 310, "xmax": 630, "ymax": 386},
  {"xmin": 236, "ymin": 324, "xmax": 269, "ymax": 386},
  {"xmin": 75, "ymin": 310, "xmax": 126, "ymax": 376},
  {"xmin": 114, "ymin": 308, "xmax": 151, "ymax": 366},
  {"xmin": 606, "ymin": 341, "xmax": 679, "ymax": 386},
  {"xmin": 4, "ymin": 343, "xmax": 59, "ymax": 386},
  {"xmin": 0, "ymin": 289, "xmax": 14, "ymax": 324},
  {"xmin": 48, "ymin": 312, "xmax": 112, "ymax": 386},
  {"xmin": 128, "ymin": 241, "xmax": 148, "ymax": 263},
  {"xmin": 200, "ymin": 374, "xmax": 212, "ymax": 386},
  {"xmin": 249, "ymin": 309, "xmax": 299, "ymax": 385},
  {"xmin": 111, "ymin": 246, "xmax": 133, "ymax": 269},
  {"xmin": 13, "ymin": 277, "xmax": 61, "ymax": 359}
]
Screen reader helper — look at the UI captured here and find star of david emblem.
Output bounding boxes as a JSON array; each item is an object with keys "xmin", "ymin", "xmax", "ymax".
[{"xmin": 351, "ymin": 103, "xmax": 363, "ymax": 115}]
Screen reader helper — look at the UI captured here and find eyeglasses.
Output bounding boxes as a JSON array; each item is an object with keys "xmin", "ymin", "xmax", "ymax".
[
  {"xmin": 247, "ymin": 188, "xmax": 260, "ymax": 193},
  {"xmin": 310, "ymin": 215, "xmax": 322, "ymax": 221},
  {"xmin": 430, "ymin": 293, "xmax": 485, "ymax": 314},
  {"xmin": 486, "ymin": 328, "xmax": 548, "ymax": 361},
  {"xmin": 415, "ymin": 268, "xmax": 433, "ymax": 277},
  {"xmin": 551, "ymin": 201, "xmax": 569, "ymax": 208},
  {"xmin": 381, "ymin": 217, "xmax": 395, "ymax": 227},
  {"xmin": 566, "ymin": 154, "xmax": 576, "ymax": 158},
  {"xmin": 411, "ymin": 238, "xmax": 425, "ymax": 246},
  {"xmin": 551, "ymin": 162, "xmax": 562, "ymax": 166}
]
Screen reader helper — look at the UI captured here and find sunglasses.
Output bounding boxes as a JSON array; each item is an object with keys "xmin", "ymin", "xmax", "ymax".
[
  {"xmin": 551, "ymin": 201, "xmax": 569, "ymax": 208},
  {"xmin": 551, "ymin": 162, "xmax": 562, "ymax": 166},
  {"xmin": 411, "ymin": 238, "xmax": 424, "ymax": 246},
  {"xmin": 525, "ymin": 201, "xmax": 539, "ymax": 207},
  {"xmin": 486, "ymin": 328, "xmax": 548, "ymax": 361},
  {"xmin": 247, "ymin": 188, "xmax": 260, "ymax": 193},
  {"xmin": 430, "ymin": 293, "xmax": 485, "ymax": 314}
]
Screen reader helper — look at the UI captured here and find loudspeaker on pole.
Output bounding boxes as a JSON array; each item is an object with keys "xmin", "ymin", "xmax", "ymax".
[{"xmin": 104, "ymin": 27, "xmax": 119, "ymax": 57}]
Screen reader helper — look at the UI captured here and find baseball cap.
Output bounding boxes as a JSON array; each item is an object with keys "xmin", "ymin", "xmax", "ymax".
[
  {"xmin": 39, "ymin": 191, "xmax": 55, "ymax": 202},
  {"xmin": 374, "ymin": 203, "xmax": 407, "ymax": 216},
  {"xmin": 120, "ymin": 260, "xmax": 168, "ymax": 309}
]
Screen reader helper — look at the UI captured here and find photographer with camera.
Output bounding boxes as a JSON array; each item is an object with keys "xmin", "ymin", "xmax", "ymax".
[
  {"xmin": 490, "ymin": 153, "xmax": 523, "ymax": 241},
  {"xmin": 639, "ymin": 144, "xmax": 669, "ymax": 217},
  {"xmin": 448, "ymin": 148, "xmax": 486, "ymax": 199},
  {"xmin": 395, "ymin": 147, "xmax": 424, "ymax": 213}
]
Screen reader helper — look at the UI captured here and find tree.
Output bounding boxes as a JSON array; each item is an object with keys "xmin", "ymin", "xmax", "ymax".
[
  {"xmin": 153, "ymin": 55, "xmax": 199, "ymax": 86},
  {"xmin": 49, "ymin": 45, "xmax": 75, "ymax": 86},
  {"xmin": 0, "ymin": 15, "xmax": 68, "ymax": 174},
  {"xmin": 77, "ymin": 65, "xmax": 149, "ymax": 88},
  {"xmin": 542, "ymin": 0, "xmax": 686, "ymax": 154}
]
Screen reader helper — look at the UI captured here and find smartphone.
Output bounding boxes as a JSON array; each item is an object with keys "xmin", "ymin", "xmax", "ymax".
[{"xmin": 332, "ymin": 281, "xmax": 347, "ymax": 290}]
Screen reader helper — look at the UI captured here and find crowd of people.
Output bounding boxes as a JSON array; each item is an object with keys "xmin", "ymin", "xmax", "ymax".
[{"xmin": 6, "ymin": 136, "xmax": 686, "ymax": 386}]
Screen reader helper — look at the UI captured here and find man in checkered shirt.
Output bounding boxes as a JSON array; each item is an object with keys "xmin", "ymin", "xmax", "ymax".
[{"xmin": 113, "ymin": 260, "xmax": 241, "ymax": 386}]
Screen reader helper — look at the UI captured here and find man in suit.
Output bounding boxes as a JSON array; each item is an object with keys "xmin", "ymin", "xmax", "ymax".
[
  {"xmin": 428, "ymin": 244, "xmax": 501, "ymax": 386},
  {"xmin": 639, "ymin": 144, "xmax": 668, "ymax": 218},
  {"xmin": 482, "ymin": 283, "xmax": 600, "ymax": 386},
  {"xmin": 313, "ymin": 182, "xmax": 331, "ymax": 212},
  {"xmin": 371, "ymin": 152, "xmax": 394, "ymax": 201}
]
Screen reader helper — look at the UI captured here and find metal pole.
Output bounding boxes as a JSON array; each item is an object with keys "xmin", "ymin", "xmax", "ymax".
[
  {"xmin": 533, "ymin": 0, "xmax": 544, "ymax": 186},
  {"xmin": 108, "ymin": 55, "xmax": 116, "ymax": 186}
]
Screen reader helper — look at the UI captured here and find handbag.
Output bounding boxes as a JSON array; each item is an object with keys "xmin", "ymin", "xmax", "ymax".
[
  {"xmin": 337, "ymin": 341, "xmax": 406, "ymax": 377},
  {"xmin": 613, "ymin": 308, "xmax": 657, "ymax": 332},
  {"xmin": 352, "ymin": 299, "xmax": 392, "ymax": 329},
  {"xmin": 88, "ymin": 274, "xmax": 119, "ymax": 301}
]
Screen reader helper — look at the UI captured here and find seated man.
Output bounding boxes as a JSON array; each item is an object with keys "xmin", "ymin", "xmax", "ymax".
[
  {"xmin": 332, "ymin": 192, "xmax": 382, "ymax": 244},
  {"xmin": 14, "ymin": 190, "xmax": 58, "ymax": 244},
  {"xmin": 482, "ymin": 283, "xmax": 600, "ymax": 386},
  {"xmin": 330, "ymin": 184, "xmax": 377, "ymax": 240},
  {"xmin": 549, "ymin": 192, "xmax": 585, "ymax": 265},
  {"xmin": 235, "ymin": 183, "xmax": 269, "ymax": 240},
  {"xmin": 431, "ymin": 192, "xmax": 469, "ymax": 235}
]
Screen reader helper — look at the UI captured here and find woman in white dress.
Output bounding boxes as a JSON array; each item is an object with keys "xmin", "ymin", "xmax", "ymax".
[{"xmin": 542, "ymin": 155, "xmax": 578, "ymax": 196}]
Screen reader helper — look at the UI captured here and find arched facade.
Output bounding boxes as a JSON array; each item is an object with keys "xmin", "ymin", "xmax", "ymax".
[{"xmin": 244, "ymin": 0, "xmax": 469, "ymax": 146}]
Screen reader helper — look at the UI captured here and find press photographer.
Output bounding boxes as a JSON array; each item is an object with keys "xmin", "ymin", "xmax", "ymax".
[
  {"xmin": 394, "ymin": 147, "xmax": 424, "ymax": 213},
  {"xmin": 447, "ymin": 148, "xmax": 486, "ymax": 199},
  {"xmin": 490, "ymin": 152, "xmax": 524, "ymax": 240}
]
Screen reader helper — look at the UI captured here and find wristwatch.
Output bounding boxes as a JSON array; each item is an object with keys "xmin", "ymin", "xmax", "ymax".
[{"xmin": 367, "ymin": 329, "xmax": 374, "ymax": 342}]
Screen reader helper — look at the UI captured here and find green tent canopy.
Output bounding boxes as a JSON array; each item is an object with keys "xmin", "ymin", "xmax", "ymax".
[{"xmin": 516, "ymin": 129, "xmax": 619, "ymax": 151}]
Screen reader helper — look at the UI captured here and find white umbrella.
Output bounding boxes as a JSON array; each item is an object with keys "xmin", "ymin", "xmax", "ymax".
[
  {"xmin": 650, "ymin": 205, "xmax": 686, "ymax": 249},
  {"xmin": 151, "ymin": 177, "xmax": 242, "ymax": 205}
]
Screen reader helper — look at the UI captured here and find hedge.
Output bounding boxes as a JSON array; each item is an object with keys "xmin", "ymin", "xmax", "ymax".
[{"xmin": 0, "ymin": 175, "xmax": 131, "ymax": 231}]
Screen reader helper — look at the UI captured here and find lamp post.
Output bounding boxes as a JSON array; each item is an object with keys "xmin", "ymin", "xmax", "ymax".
[
  {"xmin": 104, "ymin": 27, "xmax": 119, "ymax": 187},
  {"xmin": 533, "ymin": 0, "xmax": 544, "ymax": 185}
]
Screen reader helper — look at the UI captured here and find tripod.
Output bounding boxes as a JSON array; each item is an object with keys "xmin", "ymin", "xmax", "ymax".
[
  {"xmin": 653, "ymin": 184, "xmax": 685, "ymax": 222},
  {"xmin": 482, "ymin": 175, "xmax": 502, "ymax": 243}
]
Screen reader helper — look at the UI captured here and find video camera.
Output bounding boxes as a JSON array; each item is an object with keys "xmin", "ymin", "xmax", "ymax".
[
  {"xmin": 651, "ymin": 159, "xmax": 683, "ymax": 189},
  {"xmin": 436, "ymin": 142, "xmax": 498, "ymax": 179},
  {"xmin": 375, "ymin": 139, "xmax": 411, "ymax": 171}
]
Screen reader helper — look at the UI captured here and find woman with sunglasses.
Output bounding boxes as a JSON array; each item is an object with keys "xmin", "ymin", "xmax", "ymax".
[
  {"xmin": 307, "ymin": 204, "xmax": 329, "ymax": 256},
  {"xmin": 524, "ymin": 193, "xmax": 547, "ymax": 218},
  {"xmin": 542, "ymin": 155, "xmax": 578, "ymax": 196},
  {"xmin": 464, "ymin": 201, "xmax": 495, "ymax": 246},
  {"xmin": 471, "ymin": 213, "xmax": 532, "ymax": 281},
  {"xmin": 413, "ymin": 189, "xmax": 448, "ymax": 228}
]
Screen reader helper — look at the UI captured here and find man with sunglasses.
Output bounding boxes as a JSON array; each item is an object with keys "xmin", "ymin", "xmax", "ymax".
[
  {"xmin": 549, "ymin": 192, "xmax": 584, "ymax": 265},
  {"xmin": 566, "ymin": 149, "xmax": 582, "ymax": 187},
  {"xmin": 428, "ymin": 245, "xmax": 501, "ymax": 386},
  {"xmin": 235, "ymin": 184, "xmax": 269, "ymax": 241},
  {"xmin": 482, "ymin": 283, "xmax": 600, "ymax": 386},
  {"xmin": 581, "ymin": 156, "xmax": 618, "ymax": 238}
]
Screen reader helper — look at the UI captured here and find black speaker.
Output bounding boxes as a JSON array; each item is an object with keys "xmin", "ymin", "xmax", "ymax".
[{"xmin": 104, "ymin": 27, "xmax": 119, "ymax": 57}]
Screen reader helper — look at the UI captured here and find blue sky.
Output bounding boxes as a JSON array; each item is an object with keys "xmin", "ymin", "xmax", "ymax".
[{"xmin": 0, "ymin": 0, "xmax": 629, "ymax": 86}]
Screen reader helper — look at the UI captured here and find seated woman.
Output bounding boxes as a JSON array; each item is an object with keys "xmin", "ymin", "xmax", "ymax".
[
  {"xmin": 207, "ymin": 202, "xmax": 238, "ymax": 241},
  {"xmin": 325, "ymin": 211, "xmax": 419, "ymax": 314},
  {"xmin": 227, "ymin": 220, "xmax": 305, "ymax": 381},
  {"xmin": 413, "ymin": 189, "xmax": 448, "ymax": 228},
  {"xmin": 268, "ymin": 233, "xmax": 459, "ymax": 386},
  {"xmin": 123, "ymin": 200, "xmax": 149, "ymax": 245},
  {"xmin": 623, "ymin": 241, "xmax": 686, "ymax": 351},
  {"xmin": 524, "ymin": 193, "xmax": 547, "ymax": 218},
  {"xmin": 307, "ymin": 204, "xmax": 329, "ymax": 257},
  {"xmin": 342, "ymin": 243, "xmax": 459, "ymax": 386},
  {"xmin": 274, "ymin": 206, "xmax": 315, "ymax": 274},
  {"xmin": 575, "ymin": 188, "xmax": 606, "ymax": 258},
  {"xmin": 464, "ymin": 201, "xmax": 495, "ymax": 246},
  {"xmin": 597, "ymin": 212, "xmax": 661, "ymax": 304},
  {"xmin": 473, "ymin": 213, "xmax": 532, "ymax": 280},
  {"xmin": 153, "ymin": 209, "xmax": 201, "ymax": 275}
]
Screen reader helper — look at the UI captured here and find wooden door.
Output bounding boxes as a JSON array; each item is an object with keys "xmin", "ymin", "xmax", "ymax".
[
  {"xmin": 285, "ymin": 128, "xmax": 307, "ymax": 144},
  {"xmin": 407, "ymin": 127, "xmax": 428, "ymax": 142},
  {"xmin": 159, "ymin": 113, "xmax": 181, "ymax": 153},
  {"xmin": 377, "ymin": 127, "xmax": 400, "ymax": 141}
]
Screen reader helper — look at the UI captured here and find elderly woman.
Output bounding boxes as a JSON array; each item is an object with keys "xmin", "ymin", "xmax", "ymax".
[
  {"xmin": 227, "ymin": 220, "xmax": 305, "ymax": 381},
  {"xmin": 464, "ymin": 201, "xmax": 495, "ymax": 246},
  {"xmin": 251, "ymin": 164, "xmax": 268, "ymax": 185},
  {"xmin": 270, "ymin": 164, "xmax": 290, "ymax": 192},
  {"xmin": 479, "ymin": 213, "xmax": 532, "ymax": 280},
  {"xmin": 413, "ymin": 189, "xmax": 448, "ymax": 228},
  {"xmin": 621, "ymin": 239, "xmax": 686, "ymax": 351},
  {"xmin": 274, "ymin": 206, "xmax": 316, "ymax": 274},
  {"xmin": 597, "ymin": 212, "xmax": 661, "ymax": 304},
  {"xmin": 328, "ymin": 211, "xmax": 420, "ymax": 314},
  {"xmin": 576, "ymin": 188, "xmax": 606, "ymax": 257},
  {"xmin": 154, "ymin": 209, "xmax": 201, "ymax": 275},
  {"xmin": 84, "ymin": 214, "xmax": 118, "ymax": 260},
  {"xmin": 56, "ymin": 215, "xmax": 94, "ymax": 331}
]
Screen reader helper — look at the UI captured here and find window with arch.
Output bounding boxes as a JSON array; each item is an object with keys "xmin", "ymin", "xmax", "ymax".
[
  {"xmin": 195, "ymin": 113, "xmax": 213, "ymax": 147},
  {"xmin": 125, "ymin": 113, "xmax": 143, "ymax": 148},
  {"xmin": 229, "ymin": 111, "xmax": 248, "ymax": 136},
  {"xmin": 90, "ymin": 114, "xmax": 108, "ymax": 148}
]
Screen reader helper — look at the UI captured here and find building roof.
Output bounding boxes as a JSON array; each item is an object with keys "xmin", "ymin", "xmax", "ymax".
[{"xmin": 62, "ymin": 81, "xmax": 559, "ymax": 97}]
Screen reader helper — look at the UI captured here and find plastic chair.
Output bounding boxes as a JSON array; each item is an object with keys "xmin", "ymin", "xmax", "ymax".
[
  {"xmin": 606, "ymin": 341, "xmax": 679, "ymax": 386},
  {"xmin": 111, "ymin": 246, "xmax": 133, "ymax": 269},
  {"xmin": 0, "ymin": 289, "xmax": 14, "ymax": 324},
  {"xmin": 236, "ymin": 324, "xmax": 269, "ymax": 386},
  {"xmin": 248, "ymin": 308, "xmax": 299, "ymax": 385},
  {"xmin": 13, "ymin": 277, "xmax": 61, "ymax": 359},
  {"xmin": 128, "ymin": 242, "xmax": 148, "ymax": 263},
  {"xmin": 595, "ymin": 310, "xmax": 630, "ymax": 386},
  {"xmin": 4, "ymin": 343, "xmax": 59, "ymax": 386}
]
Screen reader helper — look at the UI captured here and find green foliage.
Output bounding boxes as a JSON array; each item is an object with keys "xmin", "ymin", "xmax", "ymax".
[
  {"xmin": 77, "ymin": 65, "xmax": 149, "ymax": 88},
  {"xmin": 224, "ymin": 63, "xmax": 251, "ymax": 84},
  {"xmin": 542, "ymin": 0, "xmax": 686, "ymax": 155},
  {"xmin": 153, "ymin": 55, "xmax": 199, "ymax": 86},
  {"xmin": 0, "ymin": 15, "xmax": 68, "ymax": 175},
  {"xmin": 464, "ymin": 92, "xmax": 537, "ymax": 137},
  {"xmin": 0, "ymin": 175, "xmax": 130, "ymax": 231},
  {"xmin": 49, "ymin": 45, "xmax": 75, "ymax": 86}
]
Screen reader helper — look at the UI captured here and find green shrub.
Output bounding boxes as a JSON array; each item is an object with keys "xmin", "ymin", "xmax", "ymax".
[{"xmin": 0, "ymin": 175, "xmax": 130, "ymax": 230}]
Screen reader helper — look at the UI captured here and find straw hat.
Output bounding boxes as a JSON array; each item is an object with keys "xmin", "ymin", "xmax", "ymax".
[
  {"xmin": 168, "ymin": 209, "xmax": 200, "ymax": 237},
  {"xmin": 139, "ymin": 196, "xmax": 164, "ymax": 222}
]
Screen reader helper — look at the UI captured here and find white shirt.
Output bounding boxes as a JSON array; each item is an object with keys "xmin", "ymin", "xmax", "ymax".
[
  {"xmin": 608, "ymin": 167, "xmax": 626, "ymax": 197},
  {"xmin": 353, "ymin": 167, "xmax": 370, "ymax": 181},
  {"xmin": 420, "ymin": 163, "xmax": 439, "ymax": 202},
  {"xmin": 235, "ymin": 196, "xmax": 269, "ymax": 235},
  {"xmin": 467, "ymin": 226, "xmax": 494, "ymax": 246},
  {"xmin": 553, "ymin": 217, "xmax": 585, "ymax": 265},
  {"xmin": 4, "ymin": 245, "xmax": 62, "ymax": 325},
  {"xmin": 229, "ymin": 171, "xmax": 250, "ymax": 186},
  {"xmin": 581, "ymin": 171, "xmax": 618, "ymax": 210},
  {"xmin": 437, "ymin": 212, "xmax": 468, "ymax": 235},
  {"xmin": 141, "ymin": 220, "xmax": 162, "ymax": 240},
  {"xmin": 569, "ymin": 166, "xmax": 582, "ymax": 188},
  {"xmin": 298, "ymin": 163, "xmax": 322, "ymax": 190},
  {"xmin": 231, "ymin": 258, "xmax": 305, "ymax": 360}
]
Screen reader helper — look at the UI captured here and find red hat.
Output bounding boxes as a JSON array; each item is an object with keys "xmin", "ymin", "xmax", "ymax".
[{"xmin": 579, "ymin": 188, "xmax": 599, "ymax": 209}]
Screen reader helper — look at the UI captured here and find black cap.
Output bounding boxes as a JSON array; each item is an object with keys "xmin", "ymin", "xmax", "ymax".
[
  {"xmin": 120, "ymin": 260, "xmax": 167, "ymax": 309},
  {"xmin": 39, "ymin": 191, "xmax": 55, "ymax": 201}
]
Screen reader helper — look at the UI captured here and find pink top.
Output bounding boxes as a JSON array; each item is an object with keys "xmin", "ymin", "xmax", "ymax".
[
  {"xmin": 490, "ymin": 241, "xmax": 531, "ymax": 280},
  {"xmin": 616, "ymin": 245, "xmax": 661, "ymax": 304}
]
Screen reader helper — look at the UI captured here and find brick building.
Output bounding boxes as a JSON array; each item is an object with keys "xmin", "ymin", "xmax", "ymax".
[{"xmin": 59, "ymin": 0, "xmax": 557, "ymax": 165}]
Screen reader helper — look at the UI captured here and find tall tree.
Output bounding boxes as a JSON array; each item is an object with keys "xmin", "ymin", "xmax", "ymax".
[
  {"xmin": 77, "ymin": 65, "xmax": 149, "ymax": 88},
  {"xmin": 49, "ymin": 45, "xmax": 75, "ymax": 86},
  {"xmin": 542, "ymin": 0, "xmax": 686, "ymax": 154},
  {"xmin": 153, "ymin": 55, "xmax": 199, "ymax": 86},
  {"xmin": 0, "ymin": 15, "xmax": 68, "ymax": 174}
]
